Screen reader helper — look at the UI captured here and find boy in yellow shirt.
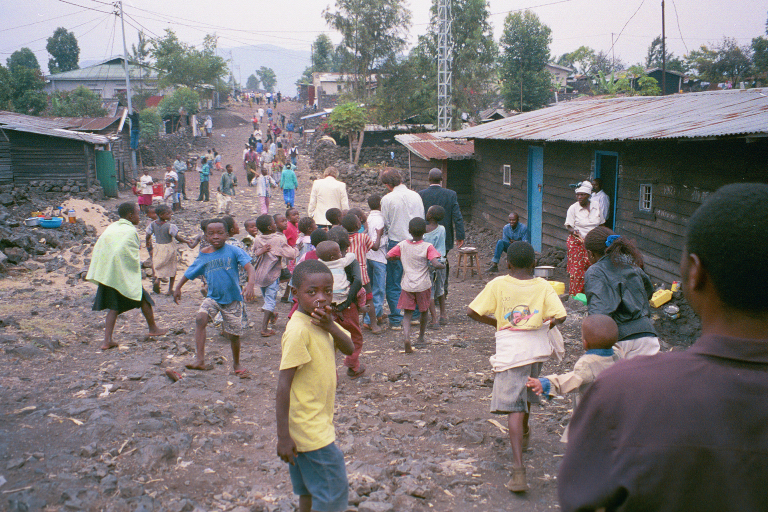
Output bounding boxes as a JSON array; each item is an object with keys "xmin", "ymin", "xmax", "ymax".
[
  {"xmin": 276, "ymin": 260, "xmax": 354, "ymax": 512},
  {"xmin": 467, "ymin": 241, "xmax": 566, "ymax": 493}
]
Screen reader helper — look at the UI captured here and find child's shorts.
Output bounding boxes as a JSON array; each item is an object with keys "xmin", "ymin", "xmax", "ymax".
[
  {"xmin": 397, "ymin": 288, "xmax": 431, "ymax": 313},
  {"xmin": 288, "ymin": 442, "xmax": 348, "ymax": 511},
  {"xmin": 199, "ymin": 298, "xmax": 243, "ymax": 337},
  {"xmin": 260, "ymin": 278, "xmax": 280, "ymax": 312},
  {"xmin": 490, "ymin": 362, "xmax": 543, "ymax": 414},
  {"xmin": 430, "ymin": 266, "xmax": 446, "ymax": 299}
]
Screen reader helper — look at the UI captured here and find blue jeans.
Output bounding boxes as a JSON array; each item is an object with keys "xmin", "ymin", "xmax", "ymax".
[
  {"xmin": 364, "ymin": 260, "xmax": 386, "ymax": 325},
  {"xmin": 385, "ymin": 240, "xmax": 403, "ymax": 326},
  {"xmin": 493, "ymin": 239, "xmax": 511, "ymax": 264}
]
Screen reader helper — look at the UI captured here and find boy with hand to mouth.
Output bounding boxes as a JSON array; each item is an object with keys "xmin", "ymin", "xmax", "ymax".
[{"xmin": 276, "ymin": 260, "xmax": 354, "ymax": 512}]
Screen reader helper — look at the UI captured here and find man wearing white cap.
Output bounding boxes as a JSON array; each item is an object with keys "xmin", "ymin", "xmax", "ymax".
[{"xmin": 564, "ymin": 181, "xmax": 605, "ymax": 295}]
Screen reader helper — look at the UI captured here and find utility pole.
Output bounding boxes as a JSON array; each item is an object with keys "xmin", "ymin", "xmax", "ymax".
[
  {"xmin": 437, "ymin": 0, "xmax": 453, "ymax": 132},
  {"xmin": 118, "ymin": 0, "xmax": 137, "ymax": 175},
  {"xmin": 661, "ymin": 0, "xmax": 667, "ymax": 95}
]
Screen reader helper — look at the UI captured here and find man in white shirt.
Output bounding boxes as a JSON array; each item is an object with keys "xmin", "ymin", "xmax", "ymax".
[
  {"xmin": 381, "ymin": 169, "xmax": 425, "ymax": 329},
  {"xmin": 591, "ymin": 178, "xmax": 610, "ymax": 221}
]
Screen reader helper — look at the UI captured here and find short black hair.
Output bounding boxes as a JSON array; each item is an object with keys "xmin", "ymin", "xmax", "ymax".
[
  {"xmin": 286, "ymin": 207, "xmax": 298, "ymax": 217},
  {"xmin": 244, "ymin": 218, "xmax": 256, "ymax": 229},
  {"xmin": 327, "ymin": 226, "xmax": 350, "ymax": 251},
  {"xmin": 507, "ymin": 241, "xmax": 535, "ymax": 268},
  {"xmin": 155, "ymin": 204, "xmax": 171, "ymax": 216},
  {"xmin": 408, "ymin": 217, "xmax": 426, "ymax": 238},
  {"xmin": 292, "ymin": 260, "xmax": 332, "ymax": 289},
  {"xmin": 325, "ymin": 208, "xmax": 342, "ymax": 225},
  {"xmin": 341, "ymin": 213, "xmax": 361, "ymax": 233},
  {"xmin": 205, "ymin": 218, "xmax": 226, "ymax": 233},
  {"xmin": 368, "ymin": 194, "xmax": 382, "ymax": 210},
  {"xmin": 310, "ymin": 228, "xmax": 328, "ymax": 247},
  {"xmin": 222, "ymin": 215, "xmax": 236, "ymax": 234},
  {"xmin": 427, "ymin": 205, "xmax": 445, "ymax": 222},
  {"xmin": 298, "ymin": 216, "xmax": 315, "ymax": 234},
  {"xmin": 686, "ymin": 182, "xmax": 768, "ymax": 312},
  {"xmin": 118, "ymin": 202, "xmax": 137, "ymax": 219},
  {"xmin": 256, "ymin": 214, "xmax": 274, "ymax": 233}
]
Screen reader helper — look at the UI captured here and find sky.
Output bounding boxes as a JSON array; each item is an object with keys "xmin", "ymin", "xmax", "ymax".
[{"xmin": 0, "ymin": 0, "xmax": 765, "ymax": 92}]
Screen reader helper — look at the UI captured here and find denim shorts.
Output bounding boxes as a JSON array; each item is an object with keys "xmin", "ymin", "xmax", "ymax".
[
  {"xmin": 288, "ymin": 442, "xmax": 348, "ymax": 512},
  {"xmin": 260, "ymin": 278, "xmax": 280, "ymax": 312},
  {"xmin": 490, "ymin": 362, "xmax": 543, "ymax": 414}
]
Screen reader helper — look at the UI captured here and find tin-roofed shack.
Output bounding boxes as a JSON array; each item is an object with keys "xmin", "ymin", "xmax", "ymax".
[
  {"xmin": 449, "ymin": 89, "xmax": 768, "ymax": 284},
  {"xmin": 0, "ymin": 112, "xmax": 111, "ymax": 194},
  {"xmin": 395, "ymin": 133, "xmax": 476, "ymax": 221}
]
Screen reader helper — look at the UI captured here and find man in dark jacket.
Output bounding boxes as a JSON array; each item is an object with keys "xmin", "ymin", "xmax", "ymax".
[
  {"xmin": 559, "ymin": 183, "xmax": 768, "ymax": 512},
  {"xmin": 419, "ymin": 168, "xmax": 465, "ymax": 303}
]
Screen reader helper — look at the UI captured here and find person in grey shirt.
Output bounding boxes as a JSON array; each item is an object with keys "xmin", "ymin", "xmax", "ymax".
[{"xmin": 173, "ymin": 155, "xmax": 187, "ymax": 199}]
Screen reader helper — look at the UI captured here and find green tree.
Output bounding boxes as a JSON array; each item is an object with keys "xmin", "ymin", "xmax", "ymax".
[
  {"xmin": 246, "ymin": 74, "xmax": 261, "ymax": 90},
  {"xmin": 150, "ymin": 30, "xmax": 227, "ymax": 91},
  {"xmin": 646, "ymin": 36, "xmax": 686, "ymax": 73},
  {"xmin": 373, "ymin": 48, "xmax": 435, "ymax": 125},
  {"xmin": 256, "ymin": 67, "xmax": 277, "ymax": 92},
  {"xmin": 686, "ymin": 37, "xmax": 752, "ymax": 83},
  {"xmin": 755, "ymin": 12, "xmax": 768, "ymax": 80},
  {"xmin": 51, "ymin": 86, "xmax": 107, "ymax": 117},
  {"xmin": 132, "ymin": 30, "xmax": 150, "ymax": 64},
  {"xmin": 416, "ymin": 0, "xmax": 498, "ymax": 124},
  {"xmin": 555, "ymin": 46, "xmax": 595, "ymax": 75},
  {"xmin": 1, "ymin": 65, "xmax": 47, "ymax": 115},
  {"xmin": 312, "ymin": 34, "xmax": 335, "ymax": 73},
  {"xmin": 7, "ymin": 48, "xmax": 40, "ymax": 73},
  {"xmin": 158, "ymin": 87, "xmax": 200, "ymax": 117},
  {"xmin": 329, "ymin": 102, "xmax": 367, "ymax": 164},
  {"xmin": 139, "ymin": 107, "xmax": 163, "ymax": 143},
  {"xmin": 500, "ymin": 10, "xmax": 553, "ymax": 112},
  {"xmin": 46, "ymin": 27, "xmax": 80, "ymax": 74},
  {"xmin": 0, "ymin": 66, "xmax": 14, "ymax": 111},
  {"xmin": 615, "ymin": 65, "xmax": 661, "ymax": 96},
  {"xmin": 324, "ymin": 0, "xmax": 411, "ymax": 98}
]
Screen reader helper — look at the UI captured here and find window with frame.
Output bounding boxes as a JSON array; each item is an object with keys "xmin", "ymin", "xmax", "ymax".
[
  {"xmin": 502, "ymin": 164, "xmax": 511, "ymax": 186},
  {"xmin": 639, "ymin": 184, "xmax": 653, "ymax": 212}
]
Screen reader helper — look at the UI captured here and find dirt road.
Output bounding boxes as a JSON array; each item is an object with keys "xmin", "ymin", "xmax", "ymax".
[{"xmin": 1, "ymin": 100, "xmax": 589, "ymax": 512}]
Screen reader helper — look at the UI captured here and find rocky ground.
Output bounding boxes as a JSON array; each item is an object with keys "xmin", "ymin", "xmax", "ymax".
[{"xmin": 0, "ymin": 99, "xmax": 698, "ymax": 512}]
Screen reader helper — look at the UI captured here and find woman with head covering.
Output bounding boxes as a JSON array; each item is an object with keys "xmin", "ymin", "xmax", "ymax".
[{"xmin": 564, "ymin": 181, "xmax": 604, "ymax": 295}]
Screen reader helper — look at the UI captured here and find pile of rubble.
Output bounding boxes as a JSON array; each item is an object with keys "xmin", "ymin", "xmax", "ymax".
[
  {"xmin": 0, "ymin": 181, "xmax": 107, "ymax": 204},
  {"xmin": 138, "ymin": 131, "xmax": 211, "ymax": 168}
]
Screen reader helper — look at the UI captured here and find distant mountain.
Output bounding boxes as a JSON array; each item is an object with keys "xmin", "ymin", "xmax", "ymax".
[{"xmin": 222, "ymin": 44, "xmax": 311, "ymax": 97}]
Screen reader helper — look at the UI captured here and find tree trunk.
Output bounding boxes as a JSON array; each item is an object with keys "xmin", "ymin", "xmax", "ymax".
[
  {"xmin": 348, "ymin": 131, "xmax": 354, "ymax": 162},
  {"xmin": 353, "ymin": 129, "xmax": 365, "ymax": 166}
]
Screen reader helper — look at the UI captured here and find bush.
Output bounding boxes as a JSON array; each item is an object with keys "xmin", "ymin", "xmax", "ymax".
[
  {"xmin": 139, "ymin": 107, "xmax": 162, "ymax": 143},
  {"xmin": 158, "ymin": 87, "xmax": 200, "ymax": 118},
  {"xmin": 50, "ymin": 86, "xmax": 107, "ymax": 117}
]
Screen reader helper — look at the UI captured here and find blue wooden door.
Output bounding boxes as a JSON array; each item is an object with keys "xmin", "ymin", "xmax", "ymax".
[{"xmin": 527, "ymin": 146, "xmax": 544, "ymax": 251}]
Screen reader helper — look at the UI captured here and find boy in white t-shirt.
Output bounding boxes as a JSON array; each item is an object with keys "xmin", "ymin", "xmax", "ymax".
[
  {"xmin": 364, "ymin": 194, "xmax": 387, "ymax": 330},
  {"xmin": 386, "ymin": 218, "xmax": 444, "ymax": 353}
]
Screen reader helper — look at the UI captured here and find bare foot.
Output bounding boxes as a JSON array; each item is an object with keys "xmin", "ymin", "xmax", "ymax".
[
  {"xmin": 404, "ymin": 342, "xmax": 413, "ymax": 354},
  {"xmin": 185, "ymin": 361, "xmax": 214, "ymax": 371},
  {"xmin": 147, "ymin": 327, "xmax": 168, "ymax": 336},
  {"xmin": 270, "ymin": 312, "xmax": 279, "ymax": 325},
  {"xmin": 370, "ymin": 323, "xmax": 382, "ymax": 334},
  {"xmin": 99, "ymin": 340, "xmax": 119, "ymax": 350}
]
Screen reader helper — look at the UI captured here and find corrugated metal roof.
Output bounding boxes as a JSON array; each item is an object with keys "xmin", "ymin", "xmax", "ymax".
[
  {"xmin": 0, "ymin": 111, "xmax": 110, "ymax": 145},
  {"xmin": 49, "ymin": 117, "xmax": 122, "ymax": 132},
  {"xmin": 45, "ymin": 57, "xmax": 159, "ymax": 82},
  {"xmin": 450, "ymin": 88, "xmax": 768, "ymax": 142},
  {"xmin": 395, "ymin": 133, "xmax": 474, "ymax": 161}
]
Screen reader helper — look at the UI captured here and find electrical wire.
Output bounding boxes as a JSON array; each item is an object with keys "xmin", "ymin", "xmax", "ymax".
[
  {"xmin": 670, "ymin": 0, "xmax": 688, "ymax": 54},
  {"xmin": 55, "ymin": 0, "xmax": 114, "ymax": 15},
  {"xmin": 0, "ymin": 12, "xmax": 111, "ymax": 55},
  {"xmin": 0, "ymin": 9, "xmax": 98, "ymax": 34},
  {"xmin": 605, "ymin": 0, "xmax": 647, "ymax": 57}
]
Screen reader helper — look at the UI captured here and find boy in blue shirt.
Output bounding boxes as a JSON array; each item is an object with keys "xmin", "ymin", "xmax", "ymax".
[
  {"xmin": 423, "ymin": 205, "xmax": 447, "ymax": 329},
  {"xmin": 173, "ymin": 218, "xmax": 256, "ymax": 377}
]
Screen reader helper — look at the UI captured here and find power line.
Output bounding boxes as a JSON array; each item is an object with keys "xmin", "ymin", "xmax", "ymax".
[
  {"xmin": 670, "ymin": 0, "xmax": 688, "ymax": 53},
  {"xmin": 0, "ymin": 12, "xmax": 111, "ymax": 55},
  {"xmin": 0, "ymin": 9, "xmax": 98, "ymax": 34},
  {"xmin": 55, "ymin": 0, "xmax": 114, "ymax": 15},
  {"xmin": 605, "ymin": 0, "xmax": 647, "ymax": 57}
]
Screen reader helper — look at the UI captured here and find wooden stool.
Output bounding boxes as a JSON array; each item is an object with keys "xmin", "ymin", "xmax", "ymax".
[{"xmin": 456, "ymin": 247, "xmax": 482, "ymax": 280}]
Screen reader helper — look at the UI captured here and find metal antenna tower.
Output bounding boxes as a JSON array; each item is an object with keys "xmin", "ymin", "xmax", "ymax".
[{"xmin": 437, "ymin": 0, "xmax": 452, "ymax": 132}]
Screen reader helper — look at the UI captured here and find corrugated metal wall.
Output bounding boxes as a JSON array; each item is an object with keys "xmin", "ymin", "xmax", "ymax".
[{"xmin": 7, "ymin": 131, "xmax": 95, "ymax": 185}]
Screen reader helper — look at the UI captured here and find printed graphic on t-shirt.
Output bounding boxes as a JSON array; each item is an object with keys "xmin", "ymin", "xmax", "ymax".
[{"xmin": 504, "ymin": 304, "xmax": 539, "ymax": 328}]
